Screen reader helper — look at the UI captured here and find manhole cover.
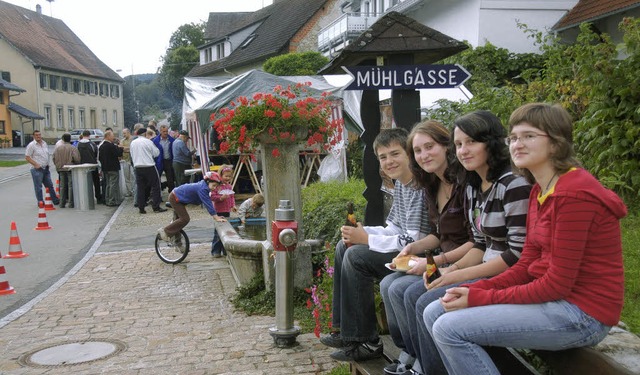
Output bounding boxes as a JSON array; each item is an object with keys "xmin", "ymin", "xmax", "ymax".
[{"xmin": 18, "ymin": 339, "xmax": 126, "ymax": 367}]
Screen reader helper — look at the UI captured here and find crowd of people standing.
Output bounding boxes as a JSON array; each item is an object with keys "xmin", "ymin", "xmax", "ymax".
[{"xmin": 25, "ymin": 120, "xmax": 198, "ymax": 213}]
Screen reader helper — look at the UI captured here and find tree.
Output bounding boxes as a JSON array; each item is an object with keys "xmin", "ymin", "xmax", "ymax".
[
  {"xmin": 263, "ymin": 52, "xmax": 329, "ymax": 76},
  {"xmin": 158, "ymin": 22, "xmax": 206, "ymax": 128}
]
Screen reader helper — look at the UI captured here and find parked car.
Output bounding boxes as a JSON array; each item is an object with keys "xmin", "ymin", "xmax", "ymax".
[
  {"xmin": 70, "ymin": 129, "xmax": 104, "ymax": 144},
  {"xmin": 12, "ymin": 130, "xmax": 22, "ymax": 147}
]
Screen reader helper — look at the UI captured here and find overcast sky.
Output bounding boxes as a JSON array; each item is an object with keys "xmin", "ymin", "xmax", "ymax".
[{"xmin": 5, "ymin": 0, "xmax": 274, "ymax": 76}]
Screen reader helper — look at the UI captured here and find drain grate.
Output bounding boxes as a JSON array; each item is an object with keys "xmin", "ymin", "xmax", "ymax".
[{"xmin": 18, "ymin": 339, "xmax": 127, "ymax": 368}]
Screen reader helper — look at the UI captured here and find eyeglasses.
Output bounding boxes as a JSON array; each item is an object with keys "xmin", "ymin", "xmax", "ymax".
[{"xmin": 504, "ymin": 133, "xmax": 548, "ymax": 146}]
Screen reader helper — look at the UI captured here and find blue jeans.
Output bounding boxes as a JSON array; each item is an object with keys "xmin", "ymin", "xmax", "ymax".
[
  {"xmin": 412, "ymin": 279, "xmax": 479, "ymax": 375},
  {"xmin": 331, "ymin": 240, "xmax": 397, "ymax": 342},
  {"xmin": 30, "ymin": 167, "xmax": 59, "ymax": 205},
  {"xmin": 424, "ymin": 299, "xmax": 610, "ymax": 375},
  {"xmin": 380, "ymin": 272, "xmax": 422, "ymax": 353},
  {"xmin": 211, "ymin": 212, "xmax": 229, "ymax": 255}
]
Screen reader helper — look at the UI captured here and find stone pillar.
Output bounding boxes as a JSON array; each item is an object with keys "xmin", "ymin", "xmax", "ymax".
[{"xmin": 258, "ymin": 140, "xmax": 312, "ymax": 291}]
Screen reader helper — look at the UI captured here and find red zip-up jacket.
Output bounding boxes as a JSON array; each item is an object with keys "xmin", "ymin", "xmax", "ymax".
[{"xmin": 466, "ymin": 168, "xmax": 627, "ymax": 326}]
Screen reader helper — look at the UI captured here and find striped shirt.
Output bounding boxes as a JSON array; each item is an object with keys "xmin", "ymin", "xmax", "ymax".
[
  {"xmin": 365, "ymin": 179, "xmax": 431, "ymax": 253},
  {"xmin": 465, "ymin": 168, "xmax": 531, "ymax": 266}
]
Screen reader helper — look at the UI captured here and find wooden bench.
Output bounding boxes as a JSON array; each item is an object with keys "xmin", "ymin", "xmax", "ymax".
[{"xmin": 350, "ymin": 335, "xmax": 636, "ymax": 375}]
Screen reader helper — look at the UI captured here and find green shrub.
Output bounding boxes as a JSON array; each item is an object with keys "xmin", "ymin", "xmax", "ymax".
[{"xmin": 302, "ymin": 179, "xmax": 367, "ymax": 246}]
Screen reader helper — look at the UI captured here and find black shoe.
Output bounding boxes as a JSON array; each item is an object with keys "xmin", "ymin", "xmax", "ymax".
[
  {"xmin": 59, "ymin": 204, "xmax": 65, "ymax": 208},
  {"xmin": 165, "ymin": 202, "xmax": 171, "ymax": 208},
  {"xmin": 320, "ymin": 332, "xmax": 345, "ymax": 348},
  {"xmin": 134, "ymin": 203, "xmax": 138, "ymax": 207},
  {"xmin": 153, "ymin": 207, "xmax": 167, "ymax": 213},
  {"xmin": 139, "ymin": 209, "xmax": 147, "ymax": 214},
  {"xmin": 385, "ymin": 360, "xmax": 413, "ymax": 375},
  {"xmin": 329, "ymin": 340, "xmax": 383, "ymax": 362}
]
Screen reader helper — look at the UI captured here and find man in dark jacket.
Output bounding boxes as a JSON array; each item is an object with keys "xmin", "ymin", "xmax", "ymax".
[
  {"xmin": 98, "ymin": 130, "xmax": 123, "ymax": 206},
  {"xmin": 77, "ymin": 129, "xmax": 103, "ymax": 204}
]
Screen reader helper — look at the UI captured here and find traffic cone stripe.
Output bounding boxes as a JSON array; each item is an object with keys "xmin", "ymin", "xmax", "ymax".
[
  {"xmin": 44, "ymin": 187, "xmax": 55, "ymax": 211},
  {"xmin": 4, "ymin": 221, "xmax": 29, "ymax": 258},
  {"xmin": 55, "ymin": 179, "xmax": 60, "ymax": 198},
  {"xmin": 0, "ymin": 265, "xmax": 16, "ymax": 296},
  {"xmin": 35, "ymin": 201, "xmax": 52, "ymax": 230}
]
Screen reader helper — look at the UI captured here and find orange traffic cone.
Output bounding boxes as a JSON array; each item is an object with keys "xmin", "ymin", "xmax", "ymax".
[
  {"xmin": 0, "ymin": 256, "xmax": 16, "ymax": 295},
  {"xmin": 34, "ymin": 201, "xmax": 52, "ymax": 230},
  {"xmin": 44, "ymin": 187, "xmax": 56, "ymax": 211},
  {"xmin": 4, "ymin": 222, "xmax": 29, "ymax": 258},
  {"xmin": 55, "ymin": 179, "xmax": 60, "ymax": 199}
]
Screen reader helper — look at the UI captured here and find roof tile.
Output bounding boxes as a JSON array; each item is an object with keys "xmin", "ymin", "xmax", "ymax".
[{"xmin": 555, "ymin": 0, "xmax": 640, "ymax": 30}]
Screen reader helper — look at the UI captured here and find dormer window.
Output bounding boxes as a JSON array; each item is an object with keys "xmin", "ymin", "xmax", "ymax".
[{"xmin": 239, "ymin": 33, "xmax": 257, "ymax": 49}]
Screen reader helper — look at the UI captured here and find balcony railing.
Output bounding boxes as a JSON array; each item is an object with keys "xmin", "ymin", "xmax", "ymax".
[
  {"xmin": 317, "ymin": 0, "xmax": 423, "ymax": 56},
  {"xmin": 317, "ymin": 13, "xmax": 380, "ymax": 54}
]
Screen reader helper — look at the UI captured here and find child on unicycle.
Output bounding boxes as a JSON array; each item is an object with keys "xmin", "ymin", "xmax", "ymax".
[{"xmin": 158, "ymin": 171, "xmax": 226, "ymax": 251}]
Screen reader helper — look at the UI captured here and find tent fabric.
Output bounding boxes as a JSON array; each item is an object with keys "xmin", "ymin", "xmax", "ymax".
[{"xmin": 182, "ymin": 69, "xmax": 363, "ymax": 134}]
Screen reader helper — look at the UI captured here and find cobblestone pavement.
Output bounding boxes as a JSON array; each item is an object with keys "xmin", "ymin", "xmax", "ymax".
[{"xmin": 0, "ymin": 195, "xmax": 338, "ymax": 374}]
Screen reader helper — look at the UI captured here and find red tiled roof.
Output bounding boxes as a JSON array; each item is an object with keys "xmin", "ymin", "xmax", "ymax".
[
  {"xmin": 0, "ymin": 0, "xmax": 121, "ymax": 81},
  {"xmin": 555, "ymin": 0, "xmax": 640, "ymax": 30}
]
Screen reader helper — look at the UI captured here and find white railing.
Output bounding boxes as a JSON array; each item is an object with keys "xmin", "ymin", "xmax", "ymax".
[{"xmin": 317, "ymin": 13, "xmax": 380, "ymax": 51}]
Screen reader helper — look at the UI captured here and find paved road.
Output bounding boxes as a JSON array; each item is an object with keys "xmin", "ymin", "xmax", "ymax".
[
  {"xmin": 0, "ymin": 160, "xmax": 116, "ymax": 320},
  {"xmin": 0, "ymin": 147, "xmax": 338, "ymax": 374}
]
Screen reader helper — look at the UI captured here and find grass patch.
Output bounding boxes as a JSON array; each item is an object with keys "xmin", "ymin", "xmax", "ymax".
[
  {"xmin": 621, "ymin": 212, "xmax": 640, "ymax": 333},
  {"xmin": 0, "ymin": 160, "xmax": 27, "ymax": 167}
]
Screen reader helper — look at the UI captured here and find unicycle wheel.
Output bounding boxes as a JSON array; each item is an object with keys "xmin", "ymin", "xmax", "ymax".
[{"xmin": 155, "ymin": 230, "xmax": 190, "ymax": 264}]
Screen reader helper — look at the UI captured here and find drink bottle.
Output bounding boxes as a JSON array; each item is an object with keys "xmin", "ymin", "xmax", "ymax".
[{"xmin": 425, "ymin": 249, "xmax": 442, "ymax": 285}]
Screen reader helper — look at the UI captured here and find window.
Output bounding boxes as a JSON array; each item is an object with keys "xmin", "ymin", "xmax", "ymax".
[
  {"xmin": 83, "ymin": 80, "xmax": 90, "ymax": 94},
  {"xmin": 40, "ymin": 73, "xmax": 48, "ymax": 89},
  {"xmin": 112, "ymin": 110, "xmax": 117, "ymax": 126},
  {"xmin": 99, "ymin": 83, "xmax": 108, "ymax": 97},
  {"xmin": 73, "ymin": 79, "xmax": 82, "ymax": 93},
  {"xmin": 110, "ymin": 84, "xmax": 120, "ymax": 98},
  {"xmin": 79, "ymin": 108, "xmax": 86, "ymax": 128},
  {"xmin": 204, "ymin": 47, "xmax": 212, "ymax": 63},
  {"xmin": 44, "ymin": 105, "xmax": 52, "ymax": 129},
  {"xmin": 102, "ymin": 109, "xmax": 107, "ymax": 125},
  {"xmin": 0, "ymin": 92, "xmax": 4, "ymax": 104},
  {"xmin": 0, "ymin": 120, "xmax": 5, "ymax": 135},
  {"xmin": 68, "ymin": 107, "xmax": 75, "ymax": 129},
  {"xmin": 56, "ymin": 106, "xmax": 64, "ymax": 129},
  {"xmin": 239, "ymin": 35, "xmax": 256, "ymax": 49},
  {"xmin": 49, "ymin": 75, "xmax": 59, "ymax": 91},
  {"xmin": 1, "ymin": 71, "xmax": 10, "ymax": 82},
  {"xmin": 216, "ymin": 43, "xmax": 226, "ymax": 59},
  {"xmin": 91, "ymin": 81, "xmax": 98, "ymax": 95},
  {"xmin": 62, "ymin": 77, "xmax": 72, "ymax": 93}
]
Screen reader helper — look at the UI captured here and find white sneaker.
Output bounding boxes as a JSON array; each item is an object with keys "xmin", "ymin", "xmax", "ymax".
[{"xmin": 157, "ymin": 228, "xmax": 169, "ymax": 241}]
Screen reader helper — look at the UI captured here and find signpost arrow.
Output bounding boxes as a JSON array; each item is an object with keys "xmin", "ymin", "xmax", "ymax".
[{"xmin": 342, "ymin": 64, "xmax": 471, "ymax": 90}]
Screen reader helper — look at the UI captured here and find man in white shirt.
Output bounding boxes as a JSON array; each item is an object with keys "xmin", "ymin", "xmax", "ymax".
[
  {"xmin": 130, "ymin": 128, "xmax": 167, "ymax": 214},
  {"xmin": 25, "ymin": 130, "xmax": 59, "ymax": 206}
]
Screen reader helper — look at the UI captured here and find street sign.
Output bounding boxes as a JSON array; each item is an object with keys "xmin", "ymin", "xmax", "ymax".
[{"xmin": 342, "ymin": 64, "xmax": 471, "ymax": 90}]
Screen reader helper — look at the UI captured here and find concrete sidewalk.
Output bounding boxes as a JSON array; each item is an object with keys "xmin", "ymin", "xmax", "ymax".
[{"xmin": 0, "ymin": 196, "xmax": 337, "ymax": 374}]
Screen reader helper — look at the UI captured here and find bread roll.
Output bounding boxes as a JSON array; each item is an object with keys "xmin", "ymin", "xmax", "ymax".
[{"xmin": 392, "ymin": 255, "xmax": 416, "ymax": 271}]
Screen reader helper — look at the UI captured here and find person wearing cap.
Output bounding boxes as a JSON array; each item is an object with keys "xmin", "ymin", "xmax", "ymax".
[
  {"xmin": 158, "ymin": 172, "xmax": 226, "ymax": 249},
  {"xmin": 172, "ymin": 129, "xmax": 196, "ymax": 187}
]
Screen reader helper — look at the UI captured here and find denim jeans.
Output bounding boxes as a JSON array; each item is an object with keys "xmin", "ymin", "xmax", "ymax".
[
  {"xmin": 331, "ymin": 240, "xmax": 397, "ymax": 342},
  {"xmin": 58, "ymin": 170, "xmax": 73, "ymax": 207},
  {"xmin": 412, "ymin": 279, "xmax": 478, "ymax": 375},
  {"xmin": 30, "ymin": 167, "xmax": 58, "ymax": 205},
  {"xmin": 424, "ymin": 298, "xmax": 610, "ymax": 375},
  {"xmin": 211, "ymin": 212, "xmax": 229, "ymax": 255},
  {"xmin": 380, "ymin": 272, "xmax": 421, "ymax": 353}
]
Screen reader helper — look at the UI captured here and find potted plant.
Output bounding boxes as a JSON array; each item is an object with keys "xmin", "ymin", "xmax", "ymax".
[{"xmin": 210, "ymin": 82, "xmax": 343, "ymax": 157}]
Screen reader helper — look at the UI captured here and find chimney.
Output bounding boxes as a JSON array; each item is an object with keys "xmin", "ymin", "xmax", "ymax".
[{"xmin": 36, "ymin": 4, "xmax": 42, "ymax": 14}]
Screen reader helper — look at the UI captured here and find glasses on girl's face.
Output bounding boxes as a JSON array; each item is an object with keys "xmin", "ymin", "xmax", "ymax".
[{"xmin": 504, "ymin": 132, "xmax": 548, "ymax": 146}]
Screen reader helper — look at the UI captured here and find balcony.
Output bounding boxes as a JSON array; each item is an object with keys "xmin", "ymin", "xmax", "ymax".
[
  {"xmin": 317, "ymin": 13, "xmax": 379, "ymax": 57},
  {"xmin": 317, "ymin": 0, "xmax": 424, "ymax": 57}
]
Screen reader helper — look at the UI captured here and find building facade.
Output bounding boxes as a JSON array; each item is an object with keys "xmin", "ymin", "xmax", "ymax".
[{"xmin": 0, "ymin": 1, "xmax": 124, "ymax": 144}]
